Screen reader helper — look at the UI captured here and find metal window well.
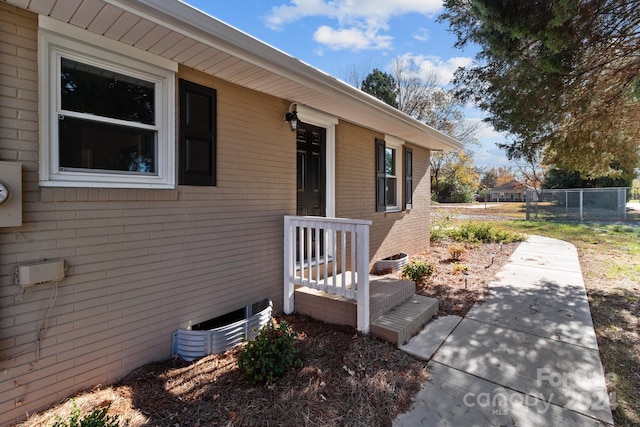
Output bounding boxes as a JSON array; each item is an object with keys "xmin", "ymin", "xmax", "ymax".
[
  {"xmin": 375, "ymin": 253, "xmax": 409, "ymax": 273},
  {"xmin": 172, "ymin": 299, "xmax": 272, "ymax": 361}
]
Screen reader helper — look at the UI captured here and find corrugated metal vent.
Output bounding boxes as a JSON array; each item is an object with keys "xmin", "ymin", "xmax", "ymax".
[{"xmin": 172, "ymin": 299, "xmax": 272, "ymax": 361}]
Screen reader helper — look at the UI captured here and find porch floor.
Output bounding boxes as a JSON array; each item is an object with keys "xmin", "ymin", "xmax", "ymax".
[{"xmin": 293, "ymin": 273, "xmax": 438, "ymax": 345}]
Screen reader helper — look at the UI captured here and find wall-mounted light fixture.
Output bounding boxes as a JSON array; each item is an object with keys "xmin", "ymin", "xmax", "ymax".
[{"xmin": 284, "ymin": 103, "xmax": 298, "ymax": 131}]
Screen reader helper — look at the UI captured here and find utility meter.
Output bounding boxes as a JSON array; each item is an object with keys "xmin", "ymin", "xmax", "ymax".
[
  {"xmin": 0, "ymin": 181, "xmax": 9, "ymax": 204},
  {"xmin": 0, "ymin": 161, "xmax": 22, "ymax": 227}
]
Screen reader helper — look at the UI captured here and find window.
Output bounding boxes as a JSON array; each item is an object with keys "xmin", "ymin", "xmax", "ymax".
[
  {"xmin": 376, "ymin": 137, "xmax": 410, "ymax": 212},
  {"xmin": 179, "ymin": 79, "xmax": 217, "ymax": 186},
  {"xmin": 39, "ymin": 18, "xmax": 176, "ymax": 188}
]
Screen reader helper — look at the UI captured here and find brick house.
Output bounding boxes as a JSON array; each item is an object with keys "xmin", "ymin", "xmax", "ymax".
[{"xmin": 0, "ymin": 1, "xmax": 460, "ymax": 424}]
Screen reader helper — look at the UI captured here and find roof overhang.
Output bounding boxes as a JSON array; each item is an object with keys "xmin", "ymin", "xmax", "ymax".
[{"xmin": 9, "ymin": 0, "xmax": 462, "ymax": 151}]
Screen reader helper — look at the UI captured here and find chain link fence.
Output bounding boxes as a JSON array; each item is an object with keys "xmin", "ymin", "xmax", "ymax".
[{"xmin": 525, "ymin": 188, "xmax": 629, "ymax": 221}]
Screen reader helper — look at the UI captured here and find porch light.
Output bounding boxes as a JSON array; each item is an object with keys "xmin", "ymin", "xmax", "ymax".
[{"xmin": 284, "ymin": 103, "xmax": 298, "ymax": 131}]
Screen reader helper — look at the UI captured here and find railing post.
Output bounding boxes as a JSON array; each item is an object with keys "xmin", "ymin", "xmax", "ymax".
[
  {"xmin": 283, "ymin": 215, "xmax": 371, "ymax": 332},
  {"xmin": 356, "ymin": 223, "xmax": 370, "ymax": 334},
  {"xmin": 283, "ymin": 216, "xmax": 294, "ymax": 314}
]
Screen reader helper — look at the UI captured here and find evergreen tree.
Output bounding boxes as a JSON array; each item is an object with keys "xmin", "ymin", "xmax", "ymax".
[
  {"xmin": 439, "ymin": 0, "xmax": 640, "ymax": 178},
  {"xmin": 360, "ymin": 69, "xmax": 398, "ymax": 108}
]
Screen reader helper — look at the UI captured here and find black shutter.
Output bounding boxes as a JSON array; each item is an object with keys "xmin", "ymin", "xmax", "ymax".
[
  {"xmin": 179, "ymin": 79, "xmax": 216, "ymax": 186},
  {"xmin": 405, "ymin": 147, "xmax": 413, "ymax": 209},
  {"xmin": 375, "ymin": 138, "xmax": 386, "ymax": 212}
]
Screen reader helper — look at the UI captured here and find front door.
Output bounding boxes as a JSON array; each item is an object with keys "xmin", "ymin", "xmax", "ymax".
[
  {"xmin": 296, "ymin": 122, "xmax": 326, "ymax": 262},
  {"xmin": 296, "ymin": 122, "xmax": 326, "ymax": 217}
]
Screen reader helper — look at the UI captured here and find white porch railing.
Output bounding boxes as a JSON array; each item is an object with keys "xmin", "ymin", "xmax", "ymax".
[{"xmin": 283, "ymin": 215, "xmax": 372, "ymax": 333}]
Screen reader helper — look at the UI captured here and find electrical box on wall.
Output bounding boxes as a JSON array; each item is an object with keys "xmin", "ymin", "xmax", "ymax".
[
  {"xmin": 15, "ymin": 259, "xmax": 66, "ymax": 287},
  {"xmin": 0, "ymin": 161, "xmax": 22, "ymax": 227}
]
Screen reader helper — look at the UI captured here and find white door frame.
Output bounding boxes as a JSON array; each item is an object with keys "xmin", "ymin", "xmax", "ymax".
[{"xmin": 295, "ymin": 104, "xmax": 338, "ymax": 218}]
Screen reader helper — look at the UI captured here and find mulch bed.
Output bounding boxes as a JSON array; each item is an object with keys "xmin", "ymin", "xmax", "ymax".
[
  {"xmin": 17, "ymin": 241, "xmax": 518, "ymax": 427},
  {"xmin": 406, "ymin": 239, "xmax": 519, "ymax": 317}
]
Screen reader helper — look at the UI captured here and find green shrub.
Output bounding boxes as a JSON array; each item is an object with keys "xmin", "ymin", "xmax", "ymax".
[
  {"xmin": 238, "ymin": 320, "xmax": 301, "ymax": 384},
  {"xmin": 441, "ymin": 222, "xmax": 525, "ymax": 244},
  {"xmin": 401, "ymin": 260, "xmax": 435, "ymax": 284},
  {"xmin": 52, "ymin": 400, "xmax": 122, "ymax": 427},
  {"xmin": 430, "ymin": 214, "xmax": 452, "ymax": 242}
]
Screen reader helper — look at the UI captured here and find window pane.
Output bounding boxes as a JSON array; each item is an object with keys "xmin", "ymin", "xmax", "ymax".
[
  {"xmin": 59, "ymin": 116, "xmax": 156, "ymax": 173},
  {"xmin": 385, "ymin": 147, "xmax": 395, "ymax": 176},
  {"xmin": 61, "ymin": 58, "xmax": 155, "ymax": 125},
  {"xmin": 386, "ymin": 177, "xmax": 397, "ymax": 206}
]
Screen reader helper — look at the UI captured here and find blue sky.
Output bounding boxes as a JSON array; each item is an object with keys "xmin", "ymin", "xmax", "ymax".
[{"xmin": 182, "ymin": 0, "xmax": 511, "ymax": 169}]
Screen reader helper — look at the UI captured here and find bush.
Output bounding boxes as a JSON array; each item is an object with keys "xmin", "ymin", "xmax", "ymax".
[
  {"xmin": 438, "ymin": 221, "xmax": 525, "ymax": 244},
  {"xmin": 452, "ymin": 263, "xmax": 469, "ymax": 275},
  {"xmin": 447, "ymin": 244, "xmax": 465, "ymax": 260},
  {"xmin": 52, "ymin": 400, "xmax": 122, "ymax": 427},
  {"xmin": 430, "ymin": 214, "xmax": 452, "ymax": 242},
  {"xmin": 401, "ymin": 260, "xmax": 435, "ymax": 284},
  {"xmin": 238, "ymin": 319, "xmax": 301, "ymax": 384},
  {"xmin": 432, "ymin": 180, "xmax": 475, "ymax": 203}
]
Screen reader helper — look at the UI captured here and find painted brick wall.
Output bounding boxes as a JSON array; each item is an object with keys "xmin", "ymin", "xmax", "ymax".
[
  {"xmin": 0, "ymin": 5, "xmax": 295, "ymax": 424},
  {"xmin": 0, "ymin": 4, "xmax": 435, "ymax": 424},
  {"xmin": 335, "ymin": 121, "xmax": 431, "ymax": 269}
]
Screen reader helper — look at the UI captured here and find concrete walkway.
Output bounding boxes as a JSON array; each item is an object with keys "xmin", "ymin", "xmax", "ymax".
[{"xmin": 395, "ymin": 235, "xmax": 614, "ymax": 426}]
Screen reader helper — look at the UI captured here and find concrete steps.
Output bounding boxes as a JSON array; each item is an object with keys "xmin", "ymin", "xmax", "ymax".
[
  {"xmin": 294, "ymin": 273, "xmax": 438, "ymax": 345},
  {"xmin": 371, "ymin": 295, "xmax": 439, "ymax": 345},
  {"xmin": 369, "ymin": 275, "xmax": 416, "ymax": 320}
]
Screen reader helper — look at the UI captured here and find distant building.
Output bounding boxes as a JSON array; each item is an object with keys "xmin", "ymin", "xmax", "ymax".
[{"xmin": 490, "ymin": 180, "xmax": 528, "ymax": 202}]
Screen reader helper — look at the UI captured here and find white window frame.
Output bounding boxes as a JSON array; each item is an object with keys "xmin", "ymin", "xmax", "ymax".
[
  {"xmin": 38, "ymin": 17, "xmax": 177, "ymax": 189},
  {"xmin": 384, "ymin": 135, "xmax": 404, "ymax": 211}
]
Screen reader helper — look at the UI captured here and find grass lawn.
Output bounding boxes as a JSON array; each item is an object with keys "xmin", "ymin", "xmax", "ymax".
[{"xmin": 435, "ymin": 202, "xmax": 640, "ymax": 426}]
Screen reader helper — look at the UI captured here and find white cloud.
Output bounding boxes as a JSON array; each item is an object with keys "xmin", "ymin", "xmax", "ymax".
[
  {"xmin": 265, "ymin": 0, "xmax": 334, "ymax": 29},
  {"xmin": 265, "ymin": 0, "xmax": 442, "ymax": 29},
  {"xmin": 314, "ymin": 25, "xmax": 393, "ymax": 50},
  {"xmin": 265, "ymin": 0, "xmax": 442, "ymax": 51},
  {"xmin": 396, "ymin": 53, "xmax": 473, "ymax": 85},
  {"xmin": 413, "ymin": 27, "xmax": 430, "ymax": 42}
]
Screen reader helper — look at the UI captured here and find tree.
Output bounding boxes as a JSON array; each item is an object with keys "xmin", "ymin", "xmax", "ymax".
[
  {"xmin": 515, "ymin": 156, "xmax": 545, "ymax": 192},
  {"xmin": 390, "ymin": 56, "xmax": 479, "ymax": 146},
  {"xmin": 493, "ymin": 167, "xmax": 517, "ymax": 186},
  {"xmin": 360, "ymin": 57, "xmax": 481, "ymax": 202},
  {"xmin": 430, "ymin": 150, "xmax": 479, "ymax": 202},
  {"xmin": 479, "ymin": 169, "xmax": 497, "ymax": 190},
  {"xmin": 360, "ymin": 69, "xmax": 398, "ymax": 108},
  {"xmin": 342, "ymin": 58, "xmax": 383, "ymax": 89},
  {"xmin": 439, "ymin": 0, "xmax": 640, "ymax": 178},
  {"xmin": 387, "ymin": 56, "xmax": 481, "ymax": 202},
  {"xmin": 390, "ymin": 57, "xmax": 438, "ymax": 123},
  {"xmin": 544, "ymin": 165, "xmax": 634, "ymax": 189}
]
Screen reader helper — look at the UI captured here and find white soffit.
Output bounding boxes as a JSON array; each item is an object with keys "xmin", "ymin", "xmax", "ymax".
[{"xmin": 7, "ymin": 0, "xmax": 462, "ymax": 151}]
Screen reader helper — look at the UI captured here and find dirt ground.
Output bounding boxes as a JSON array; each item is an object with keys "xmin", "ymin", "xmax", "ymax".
[{"xmin": 16, "ymin": 237, "xmax": 515, "ymax": 427}]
